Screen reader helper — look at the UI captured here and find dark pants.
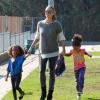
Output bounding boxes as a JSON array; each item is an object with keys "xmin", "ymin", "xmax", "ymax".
[
  {"xmin": 40, "ymin": 56, "xmax": 58, "ymax": 91},
  {"xmin": 11, "ymin": 73, "xmax": 23, "ymax": 100},
  {"xmin": 74, "ymin": 67, "xmax": 86, "ymax": 93}
]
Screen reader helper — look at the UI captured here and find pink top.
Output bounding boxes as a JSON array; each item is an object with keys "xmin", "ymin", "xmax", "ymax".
[{"xmin": 70, "ymin": 49, "xmax": 86, "ymax": 70}]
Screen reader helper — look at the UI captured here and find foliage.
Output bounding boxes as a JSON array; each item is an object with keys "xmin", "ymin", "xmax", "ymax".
[{"xmin": 0, "ymin": 0, "xmax": 100, "ymax": 41}]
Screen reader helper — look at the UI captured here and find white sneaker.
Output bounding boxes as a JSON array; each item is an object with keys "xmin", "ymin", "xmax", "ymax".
[
  {"xmin": 77, "ymin": 95, "xmax": 81, "ymax": 99},
  {"xmin": 77, "ymin": 92, "xmax": 81, "ymax": 99}
]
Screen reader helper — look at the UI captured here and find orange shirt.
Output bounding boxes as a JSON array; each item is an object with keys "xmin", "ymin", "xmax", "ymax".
[{"xmin": 70, "ymin": 49, "xmax": 86, "ymax": 70}]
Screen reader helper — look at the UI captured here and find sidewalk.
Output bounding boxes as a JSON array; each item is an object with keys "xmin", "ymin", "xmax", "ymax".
[{"xmin": 0, "ymin": 54, "xmax": 39, "ymax": 100}]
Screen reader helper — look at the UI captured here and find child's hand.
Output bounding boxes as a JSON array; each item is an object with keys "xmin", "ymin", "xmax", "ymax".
[
  {"xmin": 89, "ymin": 54, "xmax": 92, "ymax": 58},
  {"xmin": 5, "ymin": 73, "xmax": 9, "ymax": 81},
  {"xmin": 5, "ymin": 77, "xmax": 8, "ymax": 81},
  {"xmin": 85, "ymin": 51, "xmax": 92, "ymax": 58}
]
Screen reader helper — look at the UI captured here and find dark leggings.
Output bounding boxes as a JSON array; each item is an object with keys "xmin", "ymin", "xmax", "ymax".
[
  {"xmin": 11, "ymin": 73, "xmax": 23, "ymax": 100},
  {"xmin": 40, "ymin": 56, "xmax": 58, "ymax": 90}
]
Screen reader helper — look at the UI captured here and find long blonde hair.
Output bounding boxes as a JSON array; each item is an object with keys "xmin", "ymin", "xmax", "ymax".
[{"xmin": 45, "ymin": 6, "xmax": 56, "ymax": 21}]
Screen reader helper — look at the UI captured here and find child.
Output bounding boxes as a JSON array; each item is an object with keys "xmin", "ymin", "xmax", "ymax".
[
  {"xmin": 65, "ymin": 34, "xmax": 92, "ymax": 99},
  {"xmin": 55, "ymin": 54, "xmax": 66, "ymax": 77},
  {"xmin": 5, "ymin": 45, "xmax": 29, "ymax": 100}
]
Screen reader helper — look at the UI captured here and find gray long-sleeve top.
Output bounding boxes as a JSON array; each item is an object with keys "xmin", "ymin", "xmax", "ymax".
[{"xmin": 35, "ymin": 20, "xmax": 66, "ymax": 58}]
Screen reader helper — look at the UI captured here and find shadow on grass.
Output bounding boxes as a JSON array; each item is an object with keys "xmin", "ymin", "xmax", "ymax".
[
  {"xmin": 88, "ymin": 98, "xmax": 100, "ymax": 100},
  {"xmin": 24, "ymin": 92, "xmax": 33, "ymax": 95}
]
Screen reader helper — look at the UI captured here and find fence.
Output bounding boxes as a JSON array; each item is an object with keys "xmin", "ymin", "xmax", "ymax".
[
  {"xmin": 0, "ymin": 16, "xmax": 43, "ymax": 53},
  {"xmin": 0, "ymin": 31, "xmax": 33, "ymax": 53},
  {"xmin": 0, "ymin": 16, "xmax": 43, "ymax": 34}
]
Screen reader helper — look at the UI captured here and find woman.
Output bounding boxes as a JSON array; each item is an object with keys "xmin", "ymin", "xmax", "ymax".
[{"xmin": 28, "ymin": 5, "xmax": 66, "ymax": 100}]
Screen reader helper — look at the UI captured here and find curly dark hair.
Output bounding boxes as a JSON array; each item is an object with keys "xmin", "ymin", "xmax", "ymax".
[
  {"xmin": 72, "ymin": 34, "xmax": 83, "ymax": 47},
  {"xmin": 8, "ymin": 45, "xmax": 25, "ymax": 57}
]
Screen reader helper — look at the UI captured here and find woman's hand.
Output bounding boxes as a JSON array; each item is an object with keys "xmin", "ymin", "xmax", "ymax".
[
  {"xmin": 60, "ymin": 50, "xmax": 66, "ymax": 56},
  {"xmin": 27, "ymin": 48, "xmax": 32, "ymax": 55}
]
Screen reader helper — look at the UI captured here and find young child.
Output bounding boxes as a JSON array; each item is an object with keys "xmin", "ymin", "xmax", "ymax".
[
  {"xmin": 65, "ymin": 34, "xmax": 92, "ymax": 99},
  {"xmin": 5, "ymin": 45, "xmax": 29, "ymax": 100}
]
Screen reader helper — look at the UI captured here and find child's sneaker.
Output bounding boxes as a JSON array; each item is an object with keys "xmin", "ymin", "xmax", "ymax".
[
  {"xmin": 77, "ymin": 92, "xmax": 81, "ymax": 99},
  {"xmin": 19, "ymin": 91, "xmax": 25, "ymax": 99},
  {"xmin": 77, "ymin": 95, "xmax": 81, "ymax": 99}
]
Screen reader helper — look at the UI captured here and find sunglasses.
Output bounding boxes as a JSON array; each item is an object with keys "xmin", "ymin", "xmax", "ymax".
[{"xmin": 45, "ymin": 10, "xmax": 53, "ymax": 14}]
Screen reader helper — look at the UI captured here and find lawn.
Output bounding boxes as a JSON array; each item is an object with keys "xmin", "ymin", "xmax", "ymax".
[{"xmin": 2, "ymin": 52, "xmax": 100, "ymax": 100}]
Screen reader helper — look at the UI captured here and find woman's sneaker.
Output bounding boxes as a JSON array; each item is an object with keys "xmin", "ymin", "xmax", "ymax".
[{"xmin": 19, "ymin": 91, "xmax": 25, "ymax": 99}]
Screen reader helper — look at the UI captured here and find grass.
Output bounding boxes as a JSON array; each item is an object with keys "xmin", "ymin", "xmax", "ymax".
[{"xmin": 2, "ymin": 52, "xmax": 100, "ymax": 100}]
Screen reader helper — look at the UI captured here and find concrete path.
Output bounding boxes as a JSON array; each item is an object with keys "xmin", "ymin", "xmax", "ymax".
[{"xmin": 0, "ymin": 54, "xmax": 39, "ymax": 100}]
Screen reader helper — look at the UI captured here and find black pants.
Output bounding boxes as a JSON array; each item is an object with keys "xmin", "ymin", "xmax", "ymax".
[
  {"xmin": 40, "ymin": 56, "xmax": 58, "ymax": 90},
  {"xmin": 11, "ymin": 73, "xmax": 23, "ymax": 100}
]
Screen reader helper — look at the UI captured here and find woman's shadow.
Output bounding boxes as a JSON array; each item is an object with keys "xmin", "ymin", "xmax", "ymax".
[{"xmin": 88, "ymin": 98, "xmax": 100, "ymax": 100}]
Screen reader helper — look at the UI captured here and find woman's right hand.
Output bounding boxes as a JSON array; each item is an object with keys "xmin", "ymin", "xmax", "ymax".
[{"xmin": 27, "ymin": 48, "xmax": 32, "ymax": 55}]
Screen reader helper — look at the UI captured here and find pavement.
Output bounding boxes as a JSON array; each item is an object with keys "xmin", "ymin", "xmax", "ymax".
[
  {"xmin": 0, "ymin": 54, "xmax": 39, "ymax": 100},
  {"xmin": 0, "ymin": 45, "xmax": 100, "ymax": 100}
]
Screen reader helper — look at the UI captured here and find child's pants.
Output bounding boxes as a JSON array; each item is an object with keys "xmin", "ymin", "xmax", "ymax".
[
  {"xmin": 74, "ymin": 67, "xmax": 86, "ymax": 93},
  {"xmin": 11, "ymin": 73, "xmax": 23, "ymax": 100}
]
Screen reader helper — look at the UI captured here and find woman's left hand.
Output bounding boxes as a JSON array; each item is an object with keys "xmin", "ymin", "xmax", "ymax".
[{"xmin": 60, "ymin": 50, "xmax": 66, "ymax": 56}]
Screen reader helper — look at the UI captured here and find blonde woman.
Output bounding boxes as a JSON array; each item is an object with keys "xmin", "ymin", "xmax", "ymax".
[{"xmin": 28, "ymin": 6, "xmax": 66, "ymax": 100}]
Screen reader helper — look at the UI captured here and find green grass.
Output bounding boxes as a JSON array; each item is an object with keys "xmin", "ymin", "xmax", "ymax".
[
  {"xmin": 91, "ymin": 51, "xmax": 100, "ymax": 56},
  {"xmin": 2, "ymin": 52, "xmax": 100, "ymax": 100}
]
